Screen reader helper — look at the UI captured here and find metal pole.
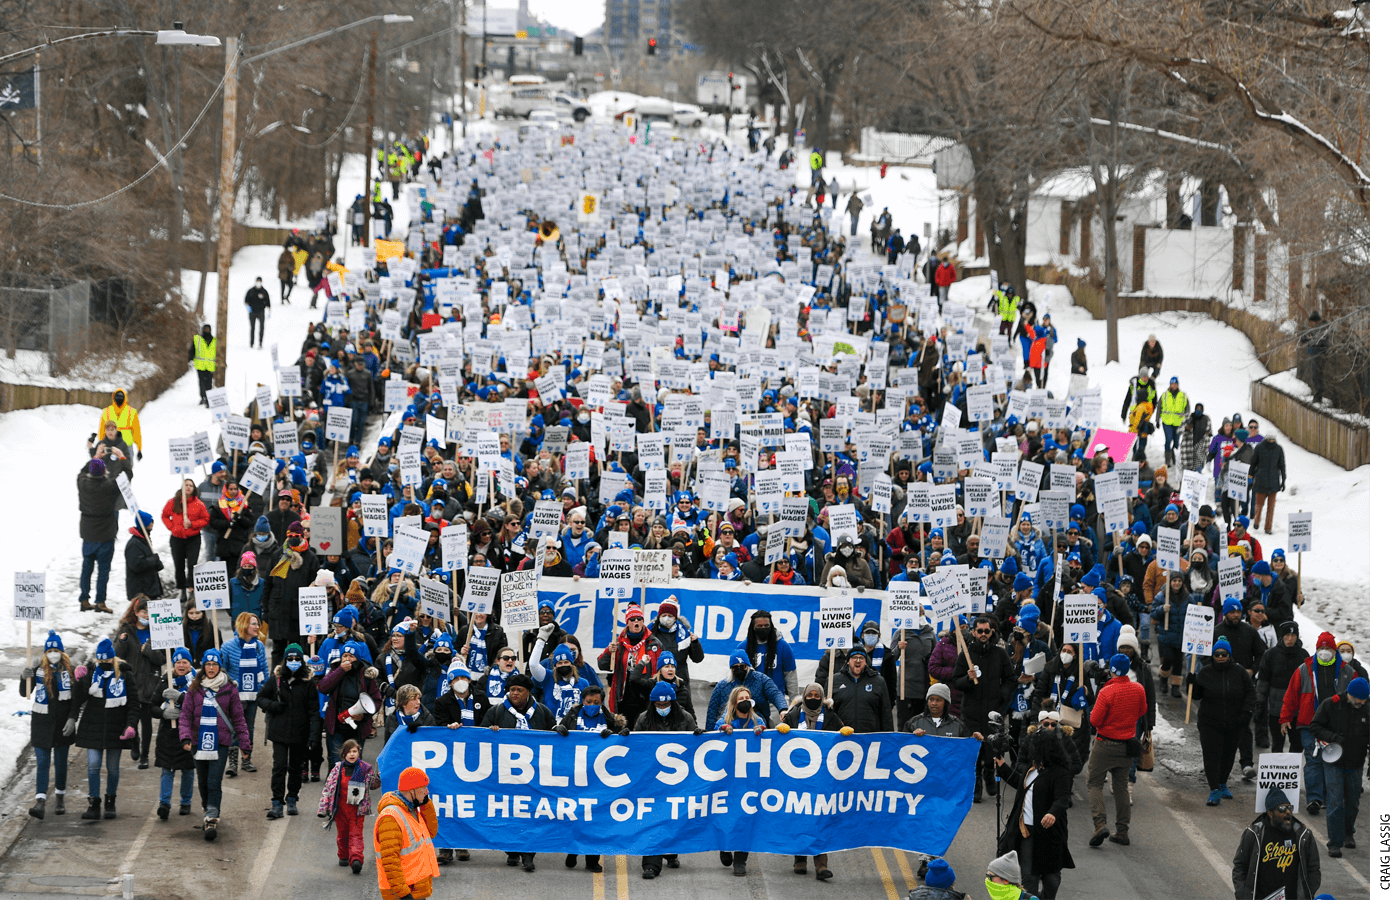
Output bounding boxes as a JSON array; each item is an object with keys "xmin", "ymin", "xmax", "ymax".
[
  {"xmin": 363, "ymin": 28, "xmax": 377, "ymax": 248},
  {"xmin": 214, "ymin": 37, "xmax": 238, "ymax": 388}
]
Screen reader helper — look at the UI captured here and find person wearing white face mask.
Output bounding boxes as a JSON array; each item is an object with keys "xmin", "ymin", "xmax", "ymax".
[
  {"xmin": 19, "ymin": 631, "xmax": 78, "ymax": 819},
  {"xmin": 1280, "ymin": 631, "xmax": 1354, "ymax": 816},
  {"xmin": 647, "ymin": 597, "xmax": 704, "ymax": 687},
  {"xmin": 1334, "ymin": 638, "xmax": 1367, "ymax": 681}
]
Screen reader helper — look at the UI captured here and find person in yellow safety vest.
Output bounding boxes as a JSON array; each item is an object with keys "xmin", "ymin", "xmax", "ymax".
[
  {"xmin": 97, "ymin": 388, "xmax": 143, "ymax": 459},
  {"xmin": 1155, "ymin": 376, "xmax": 1190, "ymax": 465},
  {"xmin": 189, "ymin": 324, "xmax": 217, "ymax": 408},
  {"xmin": 373, "ymin": 181, "xmax": 383, "ymax": 204},
  {"xmin": 1119, "ymin": 366, "xmax": 1158, "ymax": 423},
  {"xmin": 987, "ymin": 282, "xmax": 1018, "ymax": 343},
  {"xmin": 375, "ymin": 767, "xmax": 440, "ymax": 900}
]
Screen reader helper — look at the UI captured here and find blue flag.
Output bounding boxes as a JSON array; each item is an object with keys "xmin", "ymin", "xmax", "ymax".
[
  {"xmin": 377, "ymin": 727, "xmax": 979, "ymax": 857},
  {"xmin": 0, "ymin": 69, "xmax": 36, "ymax": 111}
]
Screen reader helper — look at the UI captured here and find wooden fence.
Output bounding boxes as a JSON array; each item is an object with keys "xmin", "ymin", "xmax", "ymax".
[{"xmin": 1249, "ymin": 379, "xmax": 1369, "ymax": 471}]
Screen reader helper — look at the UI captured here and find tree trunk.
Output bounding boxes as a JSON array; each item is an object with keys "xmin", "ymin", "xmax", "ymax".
[{"xmin": 1101, "ymin": 194, "xmax": 1121, "ymax": 363}]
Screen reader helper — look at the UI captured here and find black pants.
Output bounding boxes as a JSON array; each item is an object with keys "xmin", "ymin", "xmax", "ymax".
[
  {"xmin": 170, "ymin": 535, "xmax": 200, "ymax": 591},
  {"xmin": 135, "ymin": 701, "xmax": 154, "ymax": 759},
  {"xmin": 279, "ymin": 279, "xmax": 293, "ymax": 301},
  {"xmin": 642, "ymin": 854, "xmax": 678, "ymax": 873},
  {"xmin": 249, "ymin": 314, "xmax": 264, "ymax": 347},
  {"xmin": 1161, "ymin": 645, "xmax": 1185, "ymax": 677},
  {"xmin": 896, "ymin": 699, "xmax": 924, "ymax": 730},
  {"xmin": 270, "ymin": 741, "xmax": 308, "ymax": 802},
  {"xmin": 1019, "ymin": 835, "xmax": 1062, "ymax": 900},
  {"xmin": 1199, "ymin": 723, "xmax": 1239, "ymax": 788},
  {"xmin": 1235, "ymin": 719, "xmax": 1254, "ymax": 769},
  {"xmin": 1270, "ymin": 717, "xmax": 1303, "ymax": 754},
  {"xmin": 196, "ymin": 370, "xmax": 213, "ymax": 405}
]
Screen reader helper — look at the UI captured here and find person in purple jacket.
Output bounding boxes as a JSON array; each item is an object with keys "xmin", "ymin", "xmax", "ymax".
[{"xmin": 178, "ymin": 649, "xmax": 250, "ymax": 841}]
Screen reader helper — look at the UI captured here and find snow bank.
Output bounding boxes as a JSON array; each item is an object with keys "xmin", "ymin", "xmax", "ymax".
[{"xmin": 0, "ymin": 350, "xmax": 161, "ymax": 392}]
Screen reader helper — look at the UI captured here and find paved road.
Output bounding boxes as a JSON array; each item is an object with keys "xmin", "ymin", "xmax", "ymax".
[{"xmin": 0, "ymin": 669, "xmax": 1372, "ymax": 900}]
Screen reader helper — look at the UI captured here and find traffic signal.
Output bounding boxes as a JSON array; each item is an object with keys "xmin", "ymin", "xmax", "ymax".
[
  {"xmin": 647, "ymin": 37, "xmax": 657, "ymax": 55},
  {"xmin": 573, "ymin": 36, "xmax": 584, "ymax": 56}
]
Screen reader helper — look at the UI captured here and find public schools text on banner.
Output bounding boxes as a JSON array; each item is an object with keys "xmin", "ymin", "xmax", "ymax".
[{"xmin": 377, "ymin": 727, "xmax": 977, "ymax": 857}]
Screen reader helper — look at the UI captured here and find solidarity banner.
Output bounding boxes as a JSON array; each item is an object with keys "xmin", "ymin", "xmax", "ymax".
[
  {"xmin": 378, "ymin": 727, "xmax": 977, "ymax": 857},
  {"xmin": 532, "ymin": 576, "xmax": 945, "ymax": 684}
]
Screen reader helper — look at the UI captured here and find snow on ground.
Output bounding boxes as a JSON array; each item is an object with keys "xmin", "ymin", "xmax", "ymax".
[
  {"xmin": 0, "ymin": 121, "xmax": 1368, "ymax": 785},
  {"xmin": 0, "ymin": 350, "xmax": 162, "ymax": 392}
]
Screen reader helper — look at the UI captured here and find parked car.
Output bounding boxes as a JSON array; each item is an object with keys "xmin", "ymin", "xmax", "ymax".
[
  {"xmin": 672, "ymin": 102, "xmax": 705, "ymax": 128},
  {"xmin": 497, "ymin": 86, "xmax": 590, "ymax": 121}
]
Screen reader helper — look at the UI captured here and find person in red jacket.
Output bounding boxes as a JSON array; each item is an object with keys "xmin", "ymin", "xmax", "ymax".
[
  {"xmin": 933, "ymin": 257, "xmax": 957, "ymax": 307},
  {"xmin": 162, "ymin": 479, "xmax": 210, "ymax": 603},
  {"xmin": 1280, "ymin": 631, "xmax": 1354, "ymax": 815},
  {"xmin": 1226, "ymin": 516, "xmax": 1262, "ymax": 567},
  {"xmin": 1086, "ymin": 653, "xmax": 1148, "ymax": 848}
]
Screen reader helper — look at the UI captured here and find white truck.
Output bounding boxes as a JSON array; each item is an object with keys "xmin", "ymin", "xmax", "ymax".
[{"xmin": 696, "ymin": 70, "xmax": 747, "ymax": 110}]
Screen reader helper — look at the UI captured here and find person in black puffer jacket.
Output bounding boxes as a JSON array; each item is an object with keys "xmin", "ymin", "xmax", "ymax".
[
  {"xmin": 1256, "ymin": 622, "xmax": 1309, "ymax": 753},
  {"xmin": 72, "ymin": 639, "xmax": 141, "ymax": 821},
  {"xmin": 632, "ymin": 683, "xmax": 697, "ymax": 880},
  {"xmin": 18, "ymin": 631, "xmax": 79, "ymax": 819},
  {"xmin": 257, "ymin": 644, "xmax": 321, "ymax": 818},
  {"xmin": 1185, "ymin": 637, "xmax": 1256, "ymax": 806},
  {"xmin": 831, "ymin": 647, "xmax": 894, "ymax": 735},
  {"xmin": 124, "ymin": 512, "xmax": 164, "ymax": 600},
  {"xmin": 154, "ymin": 648, "xmax": 197, "ymax": 818}
]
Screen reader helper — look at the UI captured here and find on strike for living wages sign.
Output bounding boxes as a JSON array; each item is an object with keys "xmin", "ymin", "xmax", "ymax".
[{"xmin": 377, "ymin": 728, "xmax": 978, "ymax": 857}]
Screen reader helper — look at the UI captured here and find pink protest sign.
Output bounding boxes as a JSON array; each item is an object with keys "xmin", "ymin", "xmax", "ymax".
[{"xmin": 1087, "ymin": 428, "xmax": 1136, "ymax": 463}]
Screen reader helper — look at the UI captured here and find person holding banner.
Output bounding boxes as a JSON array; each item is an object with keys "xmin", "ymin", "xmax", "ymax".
[
  {"xmin": 178, "ymin": 648, "xmax": 250, "ymax": 840},
  {"xmin": 1231, "ymin": 786, "xmax": 1323, "ymax": 900},
  {"xmin": 1185, "ymin": 638, "xmax": 1256, "ymax": 806},
  {"xmin": 19, "ymin": 631, "xmax": 78, "ymax": 820},
  {"xmin": 832, "ymin": 645, "xmax": 895, "ymax": 733}
]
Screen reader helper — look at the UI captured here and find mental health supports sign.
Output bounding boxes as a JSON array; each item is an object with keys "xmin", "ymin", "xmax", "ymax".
[{"xmin": 377, "ymin": 727, "xmax": 978, "ymax": 857}]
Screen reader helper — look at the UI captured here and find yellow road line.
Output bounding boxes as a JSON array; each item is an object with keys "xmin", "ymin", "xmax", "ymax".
[
  {"xmin": 869, "ymin": 848, "xmax": 901, "ymax": 900},
  {"xmin": 593, "ymin": 864, "xmax": 605, "ymax": 900},
  {"xmin": 892, "ymin": 849, "xmax": 919, "ymax": 891},
  {"xmin": 616, "ymin": 855, "xmax": 629, "ymax": 900}
]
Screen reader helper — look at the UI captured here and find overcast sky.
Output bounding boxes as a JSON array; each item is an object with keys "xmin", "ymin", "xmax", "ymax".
[{"xmin": 528, "ymin": 0, "xmax": 606, "ymax": 35}]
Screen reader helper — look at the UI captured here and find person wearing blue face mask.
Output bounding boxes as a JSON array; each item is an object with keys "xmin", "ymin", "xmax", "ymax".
[
  {"xmin": 555, "ymin": 685, "xmax": 628, "ymax": 873},
  {"xmin": 634, "ymin": 682, "xmax": 700, "ymax": 880},
  {"xmin": 257, "ymin": 644, "xmax": 320, "ymax": 819}
]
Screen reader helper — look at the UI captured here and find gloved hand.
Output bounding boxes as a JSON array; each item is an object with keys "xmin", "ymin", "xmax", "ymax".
[
  {"xmin": 137, "ymin": 450, "xmax": 142, "ymax": 462},
  {"xmin": 163, "ymin": 687, "xmax": 182, "ymax": 702},
  {"xmin": 120, "ymin": 726, "xmax": 136, "ymax": 741},
  {"xmin": 600, "ymin": 728, "xmax": 613, "ymax": 738},
  {"xmin": 162, "ymin": 705, "xmax": 180, "ymax": 720},
  {"xmin": 74, "ymin": 665, "xmax": 87, "ymax": 681},
  {"xmin": 619, "ymin": 729, "xmax": 629, "ymax": 737},
  {"xmin": 63, "ymin": 718, "xmax": 77, "ymax": 737},
  {"xmin": 692, "ymin": 728, "xmax": 705, "ymax": 735},
  {"xmin": 1070, "ymin": 687, "xmax": 1088, "ymax": 710},
  {"xmin": 554, "ymin": 724, "xmax": 569, "ymax": 737},
  {"xmin": 973, "ymin": 665, "xmax": 982, "ymax": 679},
  {"xmin": 776, "ymin": 723, "xmax": 791, "ymax": 734},
  {"xmin": 753, "ymin": 724, "xmax": 766, "ymax": 735},
  {"xmin": 21, "ymin": 667, "xmax": 33, "ymax": 681}
]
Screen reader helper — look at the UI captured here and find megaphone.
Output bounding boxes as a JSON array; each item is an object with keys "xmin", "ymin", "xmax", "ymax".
[
  {"xmin": 1321, "ymin": 742, "xmax": 1343, "ymax": 764},
  {"xmin": 347, "ymin": 693, "xmax": 377, "ymax": 718}
]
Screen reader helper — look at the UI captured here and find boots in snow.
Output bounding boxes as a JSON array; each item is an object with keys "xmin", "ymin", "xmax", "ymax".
[{"xmin": 28, "ymin": 797, "xmax": 44, "ymax": 819}]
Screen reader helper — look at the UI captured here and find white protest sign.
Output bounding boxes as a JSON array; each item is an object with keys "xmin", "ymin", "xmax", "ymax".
[
  {"xmin": 923, "ymin": 571, "xmax": 964, "ymax": 627},
  {"xmin": 1218, "ymin": 556, "xmax": 1246, "ymax": 602},
  {"xmin": 207, "ymin": 387, "xmax": 229, "ymax": 422},
  {"xmin": 360, "ymin": 493, "xmax": 389, "ymax": 537},
  {"xmin": 1226, "ymin": 460, "xmax": 1251, "ymax": 502},
  {"xmin": 147, "ymin": 598, "xmax": 184, "ymax": 650},
  {"xmin": 888, "ymin": 582, "xmax": 923, "ymax": 632},
  {"xmin": 979, "ymin": 517, "xmax": 1011, "ymax": 559},
  {"xmin": 192, "ymin": 561, "xmax": 230, "ymax": 610},
  {"xmin": 440, "ymin": 523, "xmax": 470, "ymax": 571},
  {"xmin": 13, "ymin": 571, "xmax": 44, "ymax": 621},
  {"xmin": 115, "ymin": 471, "xmax": 140, "ymax": 515},
  {"xmin": 255, "ymin": 384, "xmax": 276, "ymax": 419},
  {"xmin": 309, "ymin": 506, "xmax": 342, "ymax": 556},
  {"xmin": 168, "ymin": 436, "xmax": 195, "ymax": 474},
  {"xmin": 1182, "ymin": 604, "xmax": 1216, "ymax": 657},
  {"xmin": 818, "ymin": 592, "xmax": 854, "ymax": 649},
  {"xmin": 1016, "ymin": 461, "xmax": 1044, "ymax": 503},
  {"xmin": 870, "ymin": 474, "xmax": 893, "ymax": 515},
  {"xmin": 298, "ymin": 586, "xmax": 329, "ymax": 636},
  {"xmin": 465, "ymin": 568, "xmax": 500, "ymax": 615},
  {"xmin": 633, "ymin": 549, "xmax": 672, "ymax": 585},
  {"xmin": 272, "ymin": 422, "xmax": 299, "ymax": 459},
  {"xmin": 1287, "ymin": 512, "xmax": 1312, "ymax": 553},
  {"xmin": 419, "ymin": 578, "xmax": 452, "ymax": 621},
  {"xmin": 827, "ymin": 503, "xmax": 859, "ymax": 544},
  {"xmin": 1062, "ymin": 593, "xmax": 1099, "ymax": 645},
  {"xmin": 240, "ymin": 454, "xmax": 277, "ymax": 495},
  {"xmin": 905, "ymin": 482, "xmax": 932, "ymax": 524},
  {"xmin": 1254, "ymin": 753, "xmax": 1304, "ymax": 813},
  {"xmin": 597, "ymin": 548, "xmax": 635, "ymax": 604},
  {"xmin": 390, "ymin": 527, "xmax": 430, "ymax": 572},
  {"xmin": 964, "ymin": 477, "xmax": 996, "ymax": 519},
  {"xmin": 385, "ymin": 380, "xmax": 410, "ymax": 413},
  {"xmin": 277, "ymin": 366, "xmax": 302, "ymax": 397},
  {"xmin": 529, "ymin": 500, "xmax": 564, "ymax": 540},
  {"xmin": 499, "ymin": 570, "xmax": 539, "ymax": 631},
  {"xmin": 224, "ymin": 415, "xmax": 251, "ymax": 452},
  {"xmin": 325, "ymin": 407, "xmax": 353, "ymax": 444},
  {"xmin": 929, "ymin": 484, "xmax": 959, "ymax": 529},
  {"xmin": 1157, "ymin": 526, "xmax": 1181, "ymax": 572}
]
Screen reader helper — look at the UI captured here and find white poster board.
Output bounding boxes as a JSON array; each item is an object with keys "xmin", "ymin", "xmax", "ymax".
[
  {"xmin": 298, "ymin": 586, "xmax": 329, "ymax": 636},
  {"xmin": 147, "ymin": 598, "xmax": 184, "ymax": 650},
  {"xmin": 192, "ymin": 561, "xmax": 230, "ymax": 610},
  {"xmin": 12, "ymin": 571, "xmax": 45, "ymax": 622}
]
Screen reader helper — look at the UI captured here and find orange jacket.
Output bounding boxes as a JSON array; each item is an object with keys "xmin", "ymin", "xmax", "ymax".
[{"xmin": 375, "ymin": 792, "xmax": 439, "ymax": 900}]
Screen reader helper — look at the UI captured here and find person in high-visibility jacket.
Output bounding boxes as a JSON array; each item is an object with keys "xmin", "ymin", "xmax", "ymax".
[
  {"xmin": 1155, "ymin": 376, "xmax": 1190, "ymax": 466},
  {"xmin": 375, "ymin": 766, "xmax": 440, "ymax": 900},
  {"xmin": 189, "ymin": 324, "xmax": 217, "ymax": 408},
  {"xmin": 986, "ymin": 283, "xmax": 1019, "ymax": 343},
  {"xmin": 97, "ymin": 388, "xmax": 143, "ymax": 458}
]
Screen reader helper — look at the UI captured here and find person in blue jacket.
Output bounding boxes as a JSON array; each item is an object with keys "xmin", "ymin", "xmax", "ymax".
[
  {"xmin": 741, "ymin": 609, "xmax": 799, "ymax": 701},
  {"xmin": 705, "ymin": 654, "xmax": 787, "ymax": 730},
  {"xmin": 1012, "ymin": 512, "xmax": 1048, "ymax": 574}
]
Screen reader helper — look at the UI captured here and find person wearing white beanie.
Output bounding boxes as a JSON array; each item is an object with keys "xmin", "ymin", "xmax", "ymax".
[{"xmin": 1116, "ymin": 625, "xmax": 1140, "ymax": 656}]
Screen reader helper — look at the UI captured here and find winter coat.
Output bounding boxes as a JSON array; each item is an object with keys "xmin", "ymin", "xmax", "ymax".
[
  {"xmin": 1213, "ymin": 619, "xmax": 1268, "ymax": 672},
  {"xmin": 318, "ymin": 758, "xmax": 380, "ymax": 819},
  {"xmin": 1249, "ymin": 438, "xmax": 1287, "ymax": 494},
  {"xmin": 1309, "ymin": 693, "xmax": 1369, "ymax": 769},
  {"xmin": 1139, "ymin": 340, "xmax": 1163, "ymax": 373},
  {"xmin": 481, "ymin": 700, "xmax": 557, "ymax": 730},
  {"xmin": 219, "ymin": 635, "xmax": 270, "ymax": 697},
  {"xmin": 645, "ymin": 615, "xmax": 705, "ymax": 685},
  {"xmin": 229, "ymin": 572, "xmax": 264, "ymax": 624},
  {"xmin": 1280, "ymin": 658, "xmax": 1353, "ymax": 728},
  {"xmin": 1090, "ymin": 675, "xmax": 1147, "ymax": 741},
  {"xmin": 209, "ymin": 500, "xmax": 256, "ymax": 562},
  {"xmin": 178, "ymin": 676, "xmax": 251, "ymax": 751},
  {"xmin": 245, "ymin": 533, "xmax": 281, "ymax": 578},
  {"xmin": 452, "ymin": 619, "xmax": 509, "ymax": 669},
  {"xmin": 1186, "ymin": 660, "xmax": 1255, "ymax": 731},
  {"xmin": 318, "ymin": 662, "xmax": 383, "ymax": 740},
  {"xmin": 277, "ymin": 249, "xmax": 296, "ymax": 281},
  {"xmin": 77, "ymin": 465, "xmax": 122, "ymax": 543},
  {"xmin": 627, "ymin": 671, "xmax": 695, "ymax": 720},
  {"xmin": 1150, "ymin": 590, "xmax": 1209, "ymax": 649},
  {"xmin": 155, "ymin": 688, "xmax": 196, "ymax": 771},
  {"xmin": 1180, "ymin": 413, "xmax": 1213, "ymax": 473},
  {"xmin": 904, "ymin": 708, "xmax": 968, "ymax": 737},
  {"xmin": 884, "ymin": 623, "xmax": 937, "ymax": 700},
  {"xmin": 19, "ymin": 663, "xmax": 78, "ymax": 749},
  {"xmin": 264, "ymin": 549, "xmax": 317, "ymax": 642},
  {"xmin": 183, "ymin": 617, "xmax": 217, "ymax": 659},
  {"xmin": 634, "ymin": 702, "xmax": 699, "ymax": 733},
  {"xmin": 111, "ymin": 627, "xmax": 166, "ymax": 704},
  {"xmin": 952, "ymin": 636, "xmax": 1017, "ymax": 727},
  {"xmin": 373, "ymin": 791, "xmax": 439, "ymax": 900},
  {"xmin": 257, "ymin": 664, "xmax": 320, "ymax": 744},
  {"xmin": 830, "ymin": 667, "xmax": 894, "ymax": 734},
  {"xmin": 1232, "ymin": 813, "xmax": 1321, "ymax": 900},
  {"xmin": 73, "ymin": 662, "xmax": 141, "ymax": 750},
  {"xmin": 124, "ymin": 529, "xmax": 165, "ymax": 600},
  {"xmin": 927, "ymin": 631, "xmax": 964, "ymax": 717},
  {"xmin": 432, "ymin": 686, "xmax": 487, "ymax": 728},
  {"xmin": 995, "ymin": 760, "xmax": 1075, "ymax": 876},
  {"xmin": 1257, "ymin": 642, "xmax": 1311, "ymax": 717},
  {"xmin": 162, "ymin": 495, "xmax": 209, "ymax": 539},
  {"xmin": 705, "ymin": 670, "xmax": 786, "ymax": 730}
]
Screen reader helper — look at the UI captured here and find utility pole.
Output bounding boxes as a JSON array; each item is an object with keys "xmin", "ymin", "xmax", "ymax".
[
  {"xmin": 214, "ymin": 36, "xmax": 238, "ymax": 387},
  {"xmin": 363, "ymin": 27, "xmax": 377, "ymax": 248}
]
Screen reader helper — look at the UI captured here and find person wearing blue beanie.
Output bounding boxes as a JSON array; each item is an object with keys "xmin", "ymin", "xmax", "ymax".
[
  {"xmin": 20, "ymin": 629, "xmax": 80, "ymax": 819},
  {"xmin": 915, "ymin": 857, "xmax": 959, "ymax": 898},
  {"xmin": 1233, "ymin": 785, "xmax": 1322, "ymax": 897},
  {"xmin": 1185, "ymin": 635, "xmax": 1255, "ymax": 806},
  {"xmin": 1309, "ymin": 676, "xmax": 1370, "ymax": 857}
]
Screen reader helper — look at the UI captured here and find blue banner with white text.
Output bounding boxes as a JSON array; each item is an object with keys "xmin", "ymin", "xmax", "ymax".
[{"xmin": 377, "ymin": 726, "xmax": 977, "ymax": 857}]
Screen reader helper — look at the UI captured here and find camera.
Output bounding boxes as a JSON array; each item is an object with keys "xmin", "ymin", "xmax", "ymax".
[{"xmin": 984, "ymin": 710, "xmax": 1016, "ymax": 755}]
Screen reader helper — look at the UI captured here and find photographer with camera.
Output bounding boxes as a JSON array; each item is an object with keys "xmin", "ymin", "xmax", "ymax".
[
  {"xmin": 1086, "ymin": 654, "xmax": 1147, "ymax": 849},
  {"xmin": 954, "ymin": 615, "xmax": 1017, "ymax": 803}
]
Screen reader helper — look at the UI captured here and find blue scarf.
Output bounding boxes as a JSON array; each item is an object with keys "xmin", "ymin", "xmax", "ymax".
[
  {"xmin": 395, "ymin": 708, "xmax": 422, "ymax": 732},
  {"xmin": 434, "ymin": 668, "xmax": 451, "ymax": 703},
  {"xmin": 196, "ymin": 686, "xmax": 222, "ymax": 759},
  {"xmin": 486, "ymin": 666, "xmax": 509, "ymax": 705},
  {"xmin": 452, "ymin": 692, "xmax": 474, "ymax": 725},
  {"xmin": 548, "ymin": 677, "xmax": 582, "ymax": 716},
  {"xmin": 797, "ymin": 708, "xmax": 824, "ymax": 730},
  {"xmin": 508, "ymin": 700, "xmax": 538, "ymax": 730},
  {"xmin": 575, "ymin": 707, "xmax": 608, "ymax": 732},
  {"xmin": 467, "ymin": 626, "xmax": 488, "ymax": 673},
  {"xmin": 92, "ymin": 665, "xmax": 127, "ymax": 707},
  {"xmin": 238, "ymin": 639, "xmax": 263, "ymax": 700},
  {"xmin": 656, "ymin": 618, "xmax": 693, "ymax": 652},
  {"xmin": 863, "ymin": 642, "xmax": 887, "ymax": 670},
  {"xmin": 31, "ymin": 668, "xmax": 72, "ymax": 714},
  {"xmin": 383, "ymin": 654, "xmax": 399, "ymax": 715}
]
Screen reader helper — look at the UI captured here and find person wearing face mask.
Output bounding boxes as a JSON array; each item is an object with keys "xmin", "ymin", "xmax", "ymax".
[
  {"xmin": 72, "ymin": 638, "xmax": 141, "ymax": 821},
  {"xmin": 705, "ymin": 653, "xmax": 788, "ymax": 730},
  {"xmin": 265, "ymin": 520, "xmax": 318, "ymax": 661},
  {"xmin": 831, "ymin": 645, "xmax": 894, "ymax": 734},
  {"xmin": 257, "ymin": 643, "xmax": 319, "ymax": 819},
  {"xmin": 318, "ymin": 642, "xmax": 383, "ymax": 761},
  {"xmin": 984, "ymin": 850, "xmax": 1040, "ymax": 900},
  {"xmin": 219, "ymin": 612, "xmax": 270, "ymax": 779},
  {"xmin": 742, "ymin": 609, "xmax": 800, "ymax": 704},
  {"xmin": 646, "ymin": 597, "xmax": 704, "ymax": 685},
  {"xmin": 1231, "ymin": 786, "xmax": 1322, "ymax": 899},
  {"xmin": 1310, "ymin": 677, "xmax": 1369, "ymax": 858},
  {"xmin": 1281, "ymin": 632, "xmax": 1354, "ymax": 816},
  {"xmin": 178, "ymin": 649, "xmax": 250, "ymax": 839},
  {"xmin": 820, "ymin": 537, "xmax": 875, "ymax": 589},
  {"xmin": 111, "ymin": 595, "xmax": 165, "ymax": 771},
  {"xmin": 529, "ymin": 644, "xmax": 586, "ymax": 717},
  {"xmin": 415, "ymin": 634, "xmax": 458, "ymax": 708},
  {"xmin": 777, "ymin": 686, "xmax": 849, "ymax": 881},
  {"xmin": 954, "ymin": 616, "xmax": 1018, "ymax": 804},
  {"xmin": 374, "ymin": 766, "xmax": 441, "ymax": 898},
  {"xmin": 483, "ymin": 672, "xmax": 557, "ymax": 872},
  {"xmin": 993, "ymin": 727, "xmax": 1074, "ymax": 900},
  {"xmin": 816, "ymin": 619, "xmax": 888, "ymax": 691},
  {"xmin": 19, "ymin": 631, "xmax": 78, "ymax": 819},
  {"xmin": 1333, "ymin": 638, "xmax": 1365, "ymax": 681},
  {"xmin": 153, "ymin": 647, "xmax": 197, "ymax": 819},
  {"xmin": 634, "ymin": 682, "xmax": 699, "ymax": 880},
  {"xmin": 1184, "ymin": 638, "xmax": 1256, "ymax": 806},
  {"xmin": 453, "ymin": 611, "xmax": 508, "ymax": 678}
]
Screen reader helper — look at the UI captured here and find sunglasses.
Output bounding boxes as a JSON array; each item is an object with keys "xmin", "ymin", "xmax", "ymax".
[
  {"xmin": 499, "ymin": 655, "xmax": 517, "ymax": 662},
  {"xmin": 1213, "ymin": 652, "xmax": 1230, "ymax": 659},
  {"xmin": 974, "ymin": 628, "xmax": 993, "ymax": 636}
]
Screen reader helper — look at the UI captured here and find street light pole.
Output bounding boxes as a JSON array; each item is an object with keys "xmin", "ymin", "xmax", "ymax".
[
  {"xmin": 214, "ymin": 36, "xmax": 238, "ymax": 388},
  {"xmin": 364, "ymin": 27, "xmax": 377, "ymax": 248}
]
